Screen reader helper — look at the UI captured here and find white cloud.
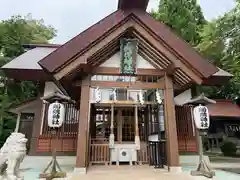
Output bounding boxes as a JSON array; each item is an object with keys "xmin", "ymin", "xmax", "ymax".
[{"xmin": 0, "ymin": 0, "xmax": 235, "ymax": 43}]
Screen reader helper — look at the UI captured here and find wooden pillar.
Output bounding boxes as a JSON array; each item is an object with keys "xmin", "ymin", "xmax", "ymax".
[
  {"xmin": 28, "ymin": 98, "xmax": 44, "ymax": 155},
  {"xmin": 191, "ymin": 85, "xmax": 200, "ymax": 153},
  {"xmin": 144, "ymin": 106, "xmax": 149, "ymax": 141},
  {"xmin": 164, "ymin": 74, "xmax": 180, "ymax": 169},
  {"xmin": 135, "ymin": 105, "xmax": 140, "ymax": 149},
  {"xmin": 117, "ymin": 109, "xmax": 122, "ymax": 143},
  {"xmin": 39, "ymin": 100, "xmax": 47, "ymax": 135},
  {"xmin": 75, "ymin": 76, "xmax": 91, "ymax": 172},
  {"xmin": 109, "ymin": 104, "xmax": 115, "ymax": 148}
]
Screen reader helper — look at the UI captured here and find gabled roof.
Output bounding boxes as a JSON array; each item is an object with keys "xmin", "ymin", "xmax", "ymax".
[
  {"xmin": 38, "ymin": 10, "xmax": 218, "ymax": 79},
  {"xmin": 2, "ymin": 47, "xmax": 56, "ymax": 70},
  {"xmin": 1, "ymin": 47, "xmax": 56, "ymax": 81},
  {"xmin": 207, "ymin": 100, "xmax": 240, "ymax": 118},
  {"xmin": 39, "ymin": 10, "xmax": 130, "ymax": 73},
  {"xmin": 118, "ymin": 0, "xmax": 149, "ymax": 11}
]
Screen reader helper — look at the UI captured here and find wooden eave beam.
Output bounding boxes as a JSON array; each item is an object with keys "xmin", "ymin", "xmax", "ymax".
[
  {"xmin": 54, "ymin": 20, "xmax": 134, "ymax": 80},
  {"xmin": 74, "ymin": 80, "xmax": 165, "ymax": 89},
  {"xmin": 131, "ymin": 15, "xmax": 208, "ymax": 79},
  {"xmin": 54, "ymin": 18, "xmax": 203, "ymax": 85},
  {"xmin": 130, "ymin": 24, "xmax": 202, "ymax": 84}
]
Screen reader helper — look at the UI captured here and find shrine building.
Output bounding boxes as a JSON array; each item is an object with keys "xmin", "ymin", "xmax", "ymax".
[{"xmin": 1, "ymin": 0, "xmax": 232, "ymax": 174}]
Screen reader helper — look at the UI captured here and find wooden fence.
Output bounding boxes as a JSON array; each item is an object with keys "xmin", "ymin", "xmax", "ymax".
[
  {"xmin": 176, "ymin": 105, "xmax": 197, "ymax": 152},
  {"xmin": 36, "ymin": 105, "xmax": 197, "ymax": 154},
  {"xmin": 41, "ymin": 103, "xmax": 79, "ymax": 137}
]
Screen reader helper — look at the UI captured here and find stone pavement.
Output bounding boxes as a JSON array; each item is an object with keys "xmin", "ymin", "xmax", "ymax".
[
  {"xmin": 70, "ymin": 166, "xmax": 214, "ymax": 180},
  {"xmin": 20, "ymin": 156, "xmax": 240, "ymax": 180}
]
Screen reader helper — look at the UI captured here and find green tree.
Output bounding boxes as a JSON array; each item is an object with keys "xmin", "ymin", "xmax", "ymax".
[
  {"xmin": 0, "ymin": 14, "xmax": 56, "ymax": 143},
  {"xmin": 0, "ymin": 14, "xmax": 56, "ymax": 57},
  {"xmin": 151, "ymin": 0, "xmax": 206, "ymax": 46},
  {"xmin": 197, "ymin": 1, "xmax": 240, "ymax": 99},
  {"xmin": 151, "ymin": 0, "xmax": 240, "ymax": 100}
]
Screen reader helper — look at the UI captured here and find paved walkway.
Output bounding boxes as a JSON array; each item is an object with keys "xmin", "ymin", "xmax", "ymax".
[
  {"xmin": 19, "ymin": 156, "xmax": 240, "ymax": 180},
  {"xmin": 70, "ymin": 166, "xmax": 212, "ymax": 180}
]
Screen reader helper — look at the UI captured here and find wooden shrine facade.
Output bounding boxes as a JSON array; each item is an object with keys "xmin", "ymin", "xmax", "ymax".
[
  {"xmin": 37, "ymin": 103, "xmax": 197, "ymax": 156},
  {"xmin": 34, "ymin": 68, "xmax": 198, "ymax": 170},
  {"xmin": 1, "ymin": 0, "xmax": 232, "ymax": 174}
]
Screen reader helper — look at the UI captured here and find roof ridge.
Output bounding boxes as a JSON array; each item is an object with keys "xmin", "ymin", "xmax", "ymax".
[{"xmin": 38, "ymin": 10, "xmax": 130, "ymax": 72}]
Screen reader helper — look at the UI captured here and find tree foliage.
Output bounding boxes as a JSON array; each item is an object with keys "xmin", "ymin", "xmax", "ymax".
[
  {"xmin": 151, "ymin": 0, "xmax": 206, "ymax": 46},
  {"xmin": 197, "ymin": 1, "xmax": 240, "ymax": 99},
  {"xmin": 151, "ymin": 0, "xmax": 240, "ymax": 99},
  {"xmin": 0, "ymin": 14, "xmax": 56, "ymax": 144}
]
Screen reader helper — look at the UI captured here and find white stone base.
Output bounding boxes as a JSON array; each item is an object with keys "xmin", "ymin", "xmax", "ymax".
[
  {"xmin": 135, "ymin": 136, "xmax": 140, "ymax": 150},
  {"xmin": 73, "ymin": 167, "xmax": 87, "ymax": 175},
  {"xmin": 166, "ymin": 166, "xmax": 182, "ymax": 173}
]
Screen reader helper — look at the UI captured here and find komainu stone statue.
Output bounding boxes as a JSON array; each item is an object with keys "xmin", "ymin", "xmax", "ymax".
[{"xmin": 0, "ymin": 132, "xmax": 28, "ymax": 180}]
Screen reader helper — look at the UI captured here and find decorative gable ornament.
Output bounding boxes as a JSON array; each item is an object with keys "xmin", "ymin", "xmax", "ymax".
[
  {"xmin": 193, "ymin": 104, "xmax": 210, "ymax": 130},
  {"xmin": 156, "ymin": 90, "xmax": 162, "ymax": 104},
  {"xmin": 48, "ymin": 101, "xmax": 65, "ymax": 128},
  {"xmin": 95, "ymin": 87, "xmax": 101, "ymax": 103},
  {"xmin": 138, "ymin": 90, "xmax": 144, "ymax": 105}
]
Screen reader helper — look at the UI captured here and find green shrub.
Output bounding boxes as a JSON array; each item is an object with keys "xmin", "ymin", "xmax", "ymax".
[{"xmin": 220, "ymin": 141, "xmax": 237, "ymax": 156}]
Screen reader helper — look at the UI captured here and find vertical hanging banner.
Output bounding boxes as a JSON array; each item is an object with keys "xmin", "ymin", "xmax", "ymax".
[{"xmin": 120, "ymin": 38, "xmax": 138, "ymax": 75}]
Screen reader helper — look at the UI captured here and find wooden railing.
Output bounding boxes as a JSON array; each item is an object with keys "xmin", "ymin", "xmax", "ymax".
[
  {"xmin": 37, "ymin": 135, "xmax": 77, "ymax": 152},
  {"xmin": 89, "ymin": 143, "xmax": 110, "ymax": 165},
  {"xmin": 89, "ymin": 138, "xmax": 149, "ymax": 165},
  {"xmin": 137, "ymin": 143, "xmax": 149, "ymax": 164},
  {"xmin": 41, "ymin": 103, "xmax": 79, "ymax": 136},
  {"xmin": 176, "ymin": 105, "xmax": 197, "ymax": 152},
  {"xmin": 149, "ymin": 141, "xmax": 167, "ymax": 168}
]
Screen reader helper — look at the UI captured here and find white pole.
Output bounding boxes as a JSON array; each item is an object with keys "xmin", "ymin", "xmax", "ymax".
[
  {"xmin": 40, "ymin": 101, "xmax": 47, "ymax": 135},
  {"xmin": 135, "ymin": 105, "xmax": 140, "ymax": 150},
  {"xmin": 109, "ymin": 104, "xmax": 115, "ymax": 148},
  {"xmin": 14, "ymin": 112, "xmax": 21, "ymax": 132}
]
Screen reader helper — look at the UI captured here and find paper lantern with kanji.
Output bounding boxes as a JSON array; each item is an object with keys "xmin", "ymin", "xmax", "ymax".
[
  {"xmin": 48, "ymin": 101, "xmax": 65, "ymax": 128},
  {"xmin": 193, "ymin": 105, "xmax": 210, "ymax": 130}
]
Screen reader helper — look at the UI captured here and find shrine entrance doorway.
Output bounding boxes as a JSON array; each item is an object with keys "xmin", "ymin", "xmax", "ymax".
[
  {"xmin": 87, "ymin": 63, "xmax": 168, "ymax": 166},
  {"xmin": 89, "ymin": 103, "xmax": 149, "ymax": 165}
]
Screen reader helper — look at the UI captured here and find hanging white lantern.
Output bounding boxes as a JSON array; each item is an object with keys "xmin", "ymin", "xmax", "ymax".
[
  {"xmin": 138, "ymin": 90, "xmax": 144, "ymax": 105},
  {"xmin": 48, "ymin": 101, "xmax": 65, "ymax": 128},
  {"xmin": 193, "ymin": 104, "xmax": 210, "ymax": 130},
  {"xmin": 95, "ymin": 87, "xmax": 101, "ymax": 103},
  {"xmin": 156, "ymin": 90, "xmax": 162, "ymax": 104}
]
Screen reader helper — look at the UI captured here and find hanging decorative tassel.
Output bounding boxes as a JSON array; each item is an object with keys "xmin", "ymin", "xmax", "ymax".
[
  {"xmin": 138, "ymin": 90, "xmax": 144, "ymax": 105},
  {"xmin": 112, "ymin": 88, "xmax": 117, "ymax": 101},
  {"xmin": 95, "ymin": 87, "xmax": 101, "ymax": 103},
  {"xmin": 156, "ymin": 89, "xmax": 162, "ymax": 104}
]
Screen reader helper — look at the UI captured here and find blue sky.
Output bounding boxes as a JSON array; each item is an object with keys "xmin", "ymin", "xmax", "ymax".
[{"xmin": 0, "ymin": 0, "xmax": 236, "ymax": 44}]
